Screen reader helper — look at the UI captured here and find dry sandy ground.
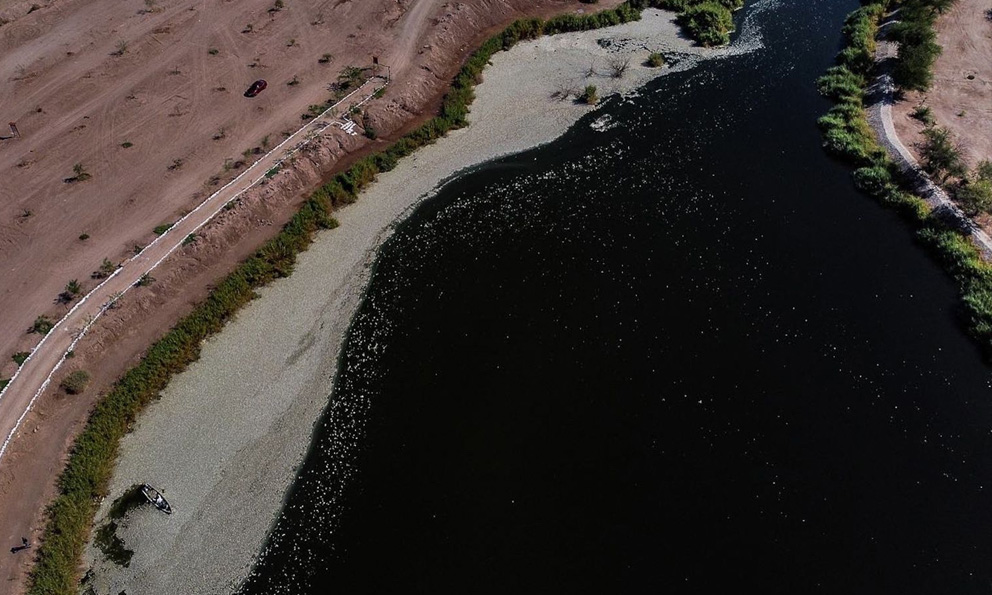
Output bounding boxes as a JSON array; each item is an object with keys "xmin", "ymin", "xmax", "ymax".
[
  {"xmin": 79, "ymin": 6, "xmax": 772, "ymax": 594},
  {"xmin": 892, "ymin": 0, "xmax": 992, "ymax": 170},
  {"xmin": 0, "ymin": 0, "xmax": 619, "ymax": 591}
]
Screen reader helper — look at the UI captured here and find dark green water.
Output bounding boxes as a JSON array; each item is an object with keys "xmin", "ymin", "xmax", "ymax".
[{"xmin": 241, "ymin": 1, "xmax": 992, "ymax": 592}]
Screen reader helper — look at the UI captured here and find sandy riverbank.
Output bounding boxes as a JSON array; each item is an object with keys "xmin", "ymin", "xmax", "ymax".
[{"xmin": 82, "ymin": 8, "xmax": 763, "ymax": 593}]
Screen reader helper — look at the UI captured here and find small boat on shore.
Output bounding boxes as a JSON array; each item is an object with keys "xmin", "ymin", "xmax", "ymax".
[{"xmin": 141, "ymin": 484, "xmax": 173, "ymax": 515}]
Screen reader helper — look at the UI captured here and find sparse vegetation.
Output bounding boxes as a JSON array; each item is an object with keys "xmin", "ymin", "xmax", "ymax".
[
  {"xmin": 319, "ymin": 53, "xmax": 333, "ymax": 64},
  {"xmin": 647, "ymin": 52, "xmax": 665, "ymax": 67},
  {"xmin": 183, "ymin": 233, "xmax": 198, "ymax": 246},
  {"xmin": 136, "ymin": 273, "xmax": 155, "ymax": 287},
  {"xmin": 265, "ymin": 166, "xmax": 280, "ymax": 178},
  {"xmin": 112, "ymin": 40, "xmax": 128, "ymax": 57},
  {"xmin": 286, "ymin": 38, "xmax": 296, "ymax": 47},
  {"xmin": 208, "ymin": 48, "xmax": 219, "ymax": 56},
  {"xmin": 30, "ymin": 315, "xmax": 54, "ymax": 335},
  {"xmin": 79, "ymin": 233, "xmax": 90, "ymax": 241},
  {"xmin": 60, "ymin": 370, "xmax": 90, "ymax": 395},
  {"xmin": 121, "ymin": 141, "xmax": 133, "ymax": 148},
  {"xmin": 213, "ymin": 127, "xmax": 226, "ymax": 141},
  {"xmin": 153, "ymin": 223, "xmax": 173, "ymax": 235},
  {"xmin": 287, "ymin": 75, "xmax": 300, "ymax": 86},
  {"xmin": 168, "ymin": 158, "xmax": 184, "ymax": 171},
  {"xmin": 12, "ymin": 351, "xmax": 30, "ymax": 366}
]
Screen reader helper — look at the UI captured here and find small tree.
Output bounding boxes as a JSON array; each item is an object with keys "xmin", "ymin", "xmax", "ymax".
[
  {"xmin": 60, "ymin": 370, "xmax": 90, "ymax": 395},
  {"xmin": 920, "ymin": 126, "xmax": 965, "ymax": 183}
]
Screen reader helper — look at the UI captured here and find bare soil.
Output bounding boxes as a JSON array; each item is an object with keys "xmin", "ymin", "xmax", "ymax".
[
  {"xmin": 0, "ymin": 0, "xmax": 620, "ymax": 590},
  {"xmin": 892, "ymin": 0, "xmax": 992, "ymax": 170}
]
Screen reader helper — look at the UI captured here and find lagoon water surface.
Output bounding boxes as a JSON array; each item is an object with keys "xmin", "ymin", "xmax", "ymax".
[{"xmin": 240, "ymin": 1, "xmax": 992, "ymax": 592}]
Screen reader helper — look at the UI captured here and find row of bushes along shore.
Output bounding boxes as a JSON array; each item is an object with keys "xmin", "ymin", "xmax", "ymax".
[
  {"xmin": 816, "ymin": 0, "xmax": 992, "ymax": 357},
  {"xmin": 26, "ymin": 1, "xmax": 735, "ymax": 593}
]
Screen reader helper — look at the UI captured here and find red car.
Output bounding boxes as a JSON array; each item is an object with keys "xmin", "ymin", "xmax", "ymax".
[{"xmin": 244, "ymin": 79, "xmax": 267, "ymax": 97}]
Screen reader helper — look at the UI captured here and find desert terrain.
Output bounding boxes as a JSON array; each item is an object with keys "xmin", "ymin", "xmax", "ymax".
[
  {"xmin": 0, "ymin": 0, "xmax": 621, "ymax": 590},
  {"xmin": 891, "ymin": 0, "xmax": 992, "ymax": 169}
]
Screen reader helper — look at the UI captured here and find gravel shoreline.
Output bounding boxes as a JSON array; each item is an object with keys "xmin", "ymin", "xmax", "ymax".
[{"xmin": 83, "ymin": 10, "xmax": 749, "ymax": 593}]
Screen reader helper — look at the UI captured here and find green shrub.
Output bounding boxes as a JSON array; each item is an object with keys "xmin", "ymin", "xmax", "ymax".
[
  {"xmin": 647, "ymin": 52, "xmax": 665, "ymax": 67},
  {"xmin": 579, "ymin": 85, "xmax": 599, "ymax": 105},
  {"xmin": 60, "ymin": 370, "xmax": 90, "ymax": 395},
  {"xmin": 31, "ymin": 316, "xmax": 53, "ymax": 335},
  {"xmin": 920, "ymin": 126, "xmax": 965, "ymax": 183},
  {"xmin": 677, "ymin": 2, "xmax": 734, "ymax": 47},
  {"xmin": 153, "ymin": 223, "xmax": 173, "ymax": 235},
  {"xmin": 12, "ymin": 351, "xmax": 30, "ymax": 365},
  {"xmin": 852, "ymin": 165, "xmax": 893, "ymax": 197},
  {"xmin": 910, "ymin": 104, "xmax": 935, "ymax": 126},
  {"xmin": 956, "ymin": 179, "xmax": 992, "ymax": 216}
]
